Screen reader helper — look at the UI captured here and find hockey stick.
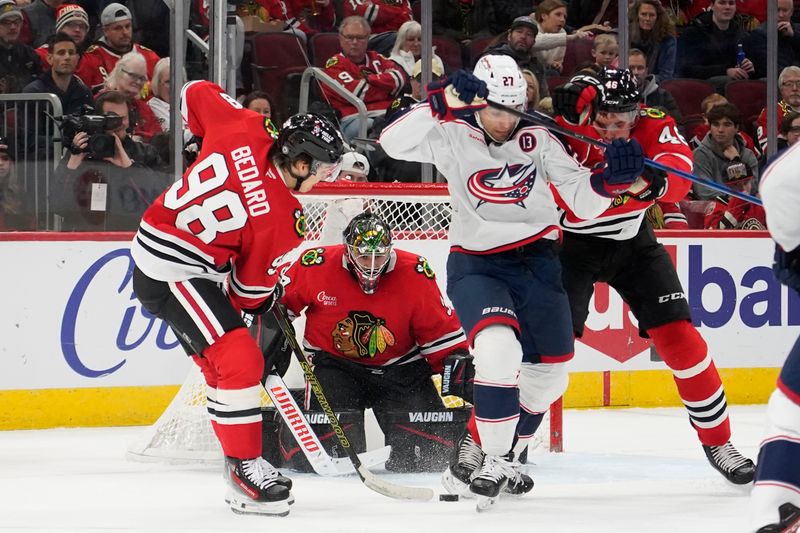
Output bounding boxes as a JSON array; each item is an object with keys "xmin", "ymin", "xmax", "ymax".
[
  {"xmin": 486, "ymin": 100, "xmax": 763, "ymax": 207},
  {"xmin": 271, "ymin": 304, "xmax": 435, "ymax": 502},
  {"xmin": 262, "ymin": 373, "xmax": 391, "ymax": 476}
]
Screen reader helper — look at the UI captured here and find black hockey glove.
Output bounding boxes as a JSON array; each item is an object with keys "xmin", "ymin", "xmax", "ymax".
[
  {"xmin": 630, "ymin": 166, "xmax": 668, "ymax": 203},
  {"xmin": 440, "ymin": 350, "xmax": 474, "ymax": 404},
  {"xmin": 427, "ymin": 70, "xmax": 488, "ymax": 122},
  {"xmin": 591, "ymin": 138, "xmax": 645, "ymax": 198},
  {"xmin": 774, "ymin": 244, "xmax": 800, "ymax": 293},
  {"xmin": 553, "ymin": 75, "xmax": 600, "ymax": 126},
  {"xmin": 248, "ymin": 311, "xmax": 293, "ymax": 378},
  {"xmin": 242, "ymin": 283, "xmax": 284, "ymax": 316}
]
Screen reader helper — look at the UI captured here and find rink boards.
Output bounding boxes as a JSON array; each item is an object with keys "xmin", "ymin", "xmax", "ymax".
[{"xmin": 0, "ymin": 230, "xmax": 793, "ymax": 429}]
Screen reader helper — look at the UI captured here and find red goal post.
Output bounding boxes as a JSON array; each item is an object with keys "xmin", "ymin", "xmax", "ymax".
[{"xmin": 126, "ymin": 182, "xmax": 563, "ymax": 464}]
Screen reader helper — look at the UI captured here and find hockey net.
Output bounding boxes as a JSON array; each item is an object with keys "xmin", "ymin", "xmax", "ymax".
[{"xmin": 126, "ymin": 183, "xmax": 563, "ymax": 464}]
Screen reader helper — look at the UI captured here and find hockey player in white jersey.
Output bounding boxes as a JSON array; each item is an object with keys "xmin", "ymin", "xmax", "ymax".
[
  {"xmin": 751, "ymin": 144, "xmax": 800, "ymax": 533},
  {"xmin": 379, "ymin": 54, "xmax": 645, "ymax": 508}
]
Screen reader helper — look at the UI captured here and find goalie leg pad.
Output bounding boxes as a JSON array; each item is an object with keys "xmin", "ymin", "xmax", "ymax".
[
  {"xmin": 203, "ymin": 328, "xmax": 265, "ymax": 458},
  {"xmin": 472, "ymin": 325, "xmax": 522, "ymax": 456},
  {"xmin": 648, "ymin": 320, "xmax": 730, "ymax": 446}
]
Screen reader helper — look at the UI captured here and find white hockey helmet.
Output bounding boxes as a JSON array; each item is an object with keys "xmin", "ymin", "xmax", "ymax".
[{"xmin": 472, "ymin": 54, "xmax": 527, "ymax": 108}]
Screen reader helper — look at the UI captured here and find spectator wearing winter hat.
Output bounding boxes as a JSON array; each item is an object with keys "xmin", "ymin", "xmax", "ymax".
[
  {"xmin": 34, "ymin": 4, "xmax": 89, "ymax": 64},
  {"xmin": 0, "ymin": 0, "xmax": 42, "ymax": 93},
  {"xmin": 20, "ymin": 0, "xmax": 64, "ymax": 48},
  {"xmin": 76, "ymin": 3, "xmax": 160, "ymax": 92}
]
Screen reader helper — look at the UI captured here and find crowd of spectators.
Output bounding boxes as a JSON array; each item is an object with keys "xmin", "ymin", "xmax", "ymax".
[{"xmin": 0, "ymin": 0, "xmax": 796, "ymax": 232}]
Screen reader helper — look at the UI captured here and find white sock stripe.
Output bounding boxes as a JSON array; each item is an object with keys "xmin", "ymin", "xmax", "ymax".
[
  {"xmin": 672, "ymin": 354, "xmax": 712, "ymax": 380},
  {"xmin": 216, "ymin": 385, "xmax": 262, "ymax": 410},
  {"xmin": 682, "ymin": 384, "xmax": 725, "ymax": 409},
  {"xmin": 214, "ymin": 414, "xmax": 263, "ymax": 425},
  {"xmin": 691, "ymin": 412, "xmax": 730, "ymax": 429}
]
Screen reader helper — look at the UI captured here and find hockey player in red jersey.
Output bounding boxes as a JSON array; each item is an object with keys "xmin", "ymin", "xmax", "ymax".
[
  {"xmin": 552, "ymin": 68, "xmax": 755, "ymax": 484},
  {"xmin": 281, "ymin": 212, "xmax": 469, "ymax": 471},
  {"xmin": 130, "ymin": 80, "xmax": 344, "ymax": 517}
]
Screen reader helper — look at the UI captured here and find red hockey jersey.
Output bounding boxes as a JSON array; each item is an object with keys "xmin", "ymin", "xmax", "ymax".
[
  {"xmin": 343, "ymin": 0, "xmax": 412, "ymax": 34},
  {"xmin": 322, "ymin": 51, "xmax": 406, "ymax": 119},
  {"xmin": 704, "ymin": 197, "xmax": 767, "ymax": 230},
  {"xmin": 130, "ymin": 80, "xmax": 306, "ymax": 312},
  {"xmin": 554, "ymin": 107, "xmax": 694, "ymax": 240},
  {"xmin": 281, "ymin": 245, "xmax": 467, "ymax": 371},
  {"xmin": 257, "ymin": 0, "xmax": 336, "ymax": 34},
  {"xmin": 75, "ymin": 41, "xmax": 160, "ymax": 91}
]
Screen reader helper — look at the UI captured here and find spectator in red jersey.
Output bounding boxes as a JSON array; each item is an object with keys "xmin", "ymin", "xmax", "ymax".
[
  {"xmin": 34, "ymin": 4, "xmax": 89, "ymax": 64},
  {"xmin": 702, "ymin": 171, "xmax": 766, "ymax": 230},
  {"xmin": 281, "ymin": 212, "xmax": 468, "ymax": 472},
  {"xmin": 101, "ymin": 52, "xmax": 161, "ymax": 142},
  {"xmin": 76, "ymin": 3, "xmax": 160, "ymax": 92},
  {"xmin": 0, "ymin": 0, "xmax": 42, "ymax": 93},
  {"xmin": 692, "ymin": 103, "xmax": 760, "ymax": 201},
  {"xmin": 344, "ymin": 0, "xmax": 412, "ymax": 56},
  {"xmin": 20, "ymin": 0, "xmax": 64, "ymax": 48},
  {"xmin": 322, "ymin": 15, "xmax": 406, "ymax": 141},
  {"xmin": 756, "ymin": 66, "xmax": 800, "ymax": 154}
]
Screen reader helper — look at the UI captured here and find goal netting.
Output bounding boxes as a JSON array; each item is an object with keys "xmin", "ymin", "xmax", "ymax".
[{"xmin": 126, "ymin": 183, "xmax": 562, "ymax": 464}]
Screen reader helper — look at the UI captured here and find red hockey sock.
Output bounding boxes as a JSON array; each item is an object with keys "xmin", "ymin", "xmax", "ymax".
[
  {"xmin": 202, "ymin": 328, "xmax": 265, "ymax": 458},
  {"xmin": 648, "ymin": 321, "xmax": 731, "ymax": 446}
]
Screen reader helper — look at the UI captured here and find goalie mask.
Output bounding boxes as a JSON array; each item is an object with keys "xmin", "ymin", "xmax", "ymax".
[{"xmin": 343, "ymin": 212, "xmax": 393, "ymax": 294}]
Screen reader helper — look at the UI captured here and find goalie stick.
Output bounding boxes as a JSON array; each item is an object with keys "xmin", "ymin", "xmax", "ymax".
[
  {"xmin": 486, "ymin": 100, "xmax": 763, "ymax": 207},
  {"xmin": 262, "ymin": 373, "xmax": 391, "ymax": 476},
  {"xmin": 271, "ymin": 304, "xmax": 435, "ymax": 502}
]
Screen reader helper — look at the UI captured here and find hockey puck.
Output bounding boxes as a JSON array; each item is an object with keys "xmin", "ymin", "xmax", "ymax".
[{"xmin": 439, "ymin": 494, "xmax": 460, "ymax": 502}]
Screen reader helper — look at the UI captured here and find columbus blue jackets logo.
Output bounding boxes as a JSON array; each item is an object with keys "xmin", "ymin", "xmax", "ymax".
[{"xmin": 466, "ymin": 162, "xmax": 537, "ymax": 207}]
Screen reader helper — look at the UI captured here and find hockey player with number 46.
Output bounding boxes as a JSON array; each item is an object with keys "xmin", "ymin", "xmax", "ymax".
[
  {"xmin": 750, "ymin": 143, "xmax": 800, "ymax": 533},
  {"xmin": 130, "ymin": 80, "xmax": 345, "ymax": 517},
  {"xmin": 552, "ymin": 68, "xmax": 755, "ymax": 485},
  {"xmin": 380, "ymin": 54, "xmax": 645, "ymax": 509}
]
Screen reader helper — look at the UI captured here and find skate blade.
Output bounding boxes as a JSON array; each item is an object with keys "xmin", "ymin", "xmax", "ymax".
[
  {"xmin": 226, "ymin": 492, "xmax": 295, "ymax": 506},
  {"xmin": 476, "ymin": 495, "xmax": 499, "ymax": 512},
  {"xmin": 227, "ymin": 491, "xmax": 291, "ymax": 517},
  {"xmin": 441, "ymin": 468, "xmax": 474, "ymax": 499}
]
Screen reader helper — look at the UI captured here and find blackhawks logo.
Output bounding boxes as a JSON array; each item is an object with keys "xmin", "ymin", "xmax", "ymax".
[
  {"xmin": 331, "ymin": 311, "xmax": 396, "ymax": 359},
  {"xmin": 293, "ymin": 209, "xmax": 306, "ymax": 238},
  {"xmin": 415, "ymin": 256, "xmax": 435, "ymax": 279},
  {"xmin": 301, "ymin": 248, "xmax": 325, "ymax": 266}
]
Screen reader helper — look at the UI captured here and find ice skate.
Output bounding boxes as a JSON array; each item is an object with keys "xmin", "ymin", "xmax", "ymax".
[
  {"xmin": 702, "ymin": 441, "xmax": 756, "ymax": 485},
  {"xmin": 441, "ymin": 431, "xmax": 484, "ymax": 497},
  {"xmin": 224, "ymin": 456, "xmax": 292, "ymax": 517},
  {"xmin": 470, "ymin": 454, "xmax": 520, "ymax": 511},
  {"xmin": 756, "ymin": 503, "xmax": 800, "ymax": 533},
  {"xmin": 501, "ymin": 453, "xmax": 534, "ymax": 496}
]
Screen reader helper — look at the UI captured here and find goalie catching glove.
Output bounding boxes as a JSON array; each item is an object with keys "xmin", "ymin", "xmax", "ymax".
[
  {"xmin": 439, "ymin": 350, "xmax": 474, "ymax": 404},
  {"xmin": 427, "ymin": 70, "xmax": 488, "ymax": 122},
  {"xmin": 591, "ymin": 138, "xmax": 646, "ymax": 198}
]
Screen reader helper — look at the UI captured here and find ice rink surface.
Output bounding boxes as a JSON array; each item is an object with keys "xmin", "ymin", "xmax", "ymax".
[{"xmin": 0, "ymin": 405, "xmax": 769, "ymax": 533}]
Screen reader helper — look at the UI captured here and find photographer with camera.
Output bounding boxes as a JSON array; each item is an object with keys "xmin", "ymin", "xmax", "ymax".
[{"xmin": 53, "ymin": 90, "xmax": 166, "ymax": 231}]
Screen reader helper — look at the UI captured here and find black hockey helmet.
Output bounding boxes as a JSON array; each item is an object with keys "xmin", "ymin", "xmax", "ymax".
[
  {"xmin": 277, "ymin": 113, "xmax": 345, "ymax": 165},
  {"xmin": 596, "ymin": 68, "xmax": 641, "ymax": 113},
  {"xmin": 343, "ymin": 212, "xmax": 393, "ymax": 294}
]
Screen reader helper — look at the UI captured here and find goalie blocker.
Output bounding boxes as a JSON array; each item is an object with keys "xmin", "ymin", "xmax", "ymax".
[{"xmin": 264, "ymin": 405, "xmax": 471, "ymax": 473}]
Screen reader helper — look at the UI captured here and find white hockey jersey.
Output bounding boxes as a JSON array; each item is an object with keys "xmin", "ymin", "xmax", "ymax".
[
  {"xmin": 760, "ymin": 142, "xmax": 800, "ymax": 251},
  {"xmin": 379, "ymin": 103, "xmax": 611, "ymax": 253}
]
